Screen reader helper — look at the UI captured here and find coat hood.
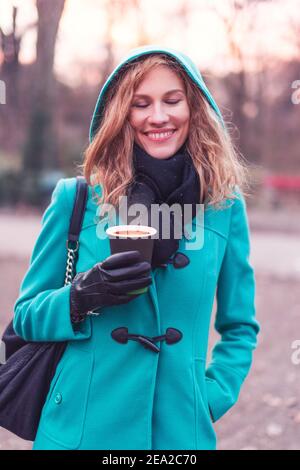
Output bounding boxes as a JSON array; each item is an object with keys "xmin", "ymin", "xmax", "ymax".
[{"xmin": 89, "ymin": 44, "xmax": 224, "ymax": 143}]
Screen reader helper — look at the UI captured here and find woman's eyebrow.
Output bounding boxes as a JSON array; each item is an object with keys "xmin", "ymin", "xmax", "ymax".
[{"xmin": 133, "ymin": 89, "xmax": 185, "ymax": 98}]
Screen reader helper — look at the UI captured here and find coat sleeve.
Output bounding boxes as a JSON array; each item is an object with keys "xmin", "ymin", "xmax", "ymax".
[
  {"xmin": 13, "ymin": 178, "xmax": 92, "ymax": 342},
  {"xmin": 205, "ymin": 188, "xmax": 260, "ymax": 423}
]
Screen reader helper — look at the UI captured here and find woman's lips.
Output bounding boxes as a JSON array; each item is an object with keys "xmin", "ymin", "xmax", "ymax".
[{"xmin": 144, "ymin": 129, "xmax": 177, "ymax": 143}]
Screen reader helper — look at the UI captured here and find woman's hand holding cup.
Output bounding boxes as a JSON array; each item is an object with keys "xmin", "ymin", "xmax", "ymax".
[
  {"xmin": 106, "ymin": 225, "xmax": 157, "ymax": 294},
  {"xmin": 69, "ymin": 250, "xmax": 152, "ymax": 323}
]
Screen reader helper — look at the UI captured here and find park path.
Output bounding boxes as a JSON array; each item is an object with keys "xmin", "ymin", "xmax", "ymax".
[{"xmin": 1, "ymin": 210, "xmax": 299, "ymax": 450}]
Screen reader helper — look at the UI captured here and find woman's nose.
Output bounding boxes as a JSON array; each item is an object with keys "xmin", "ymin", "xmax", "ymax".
[{"xmin": 148, "ymin": 103, "xmax": 168, "ymax": 123}]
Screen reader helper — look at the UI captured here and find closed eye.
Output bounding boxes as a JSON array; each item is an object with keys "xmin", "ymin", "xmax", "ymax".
[{"xmin": 132, "ymin": 100, "xmax": 182, "ymax": 108}]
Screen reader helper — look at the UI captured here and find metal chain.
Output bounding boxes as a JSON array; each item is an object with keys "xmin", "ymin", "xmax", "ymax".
[
  {"xmin": 64, "ymin": 241, "xmax": 101, "ymax": 316},
  {"xmin": 64, "ymin": 246, "xmax": 78, "ymax": 286}
]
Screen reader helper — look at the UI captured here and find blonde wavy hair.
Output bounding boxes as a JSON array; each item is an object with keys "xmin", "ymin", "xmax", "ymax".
[{"xmin": 80, "ymin": 53, "xmax": 250, "ymax": 210}]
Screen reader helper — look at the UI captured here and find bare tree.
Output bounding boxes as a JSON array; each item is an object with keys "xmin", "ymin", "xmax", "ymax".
[
  {"xmin": 285, "ymin": 15, "xmax": 300, "ymax": 61},
  {"xmin": 0, "ymin": 7, "xmax": 21, "ymax": 109},
  {"xmin": 209, "ymin": 2, "xmax": 253, "ymax": 150},
  {"xmin": 23, "ymin": 0, "xmax": 65, "ymax": 177},
  {"xmin": 101, "ymin": 0, "xmax": 154, "ymax": 80},
  {"xmin": 0, "ymin": 6, "xmax": 36, "ymax": 138},
  {"xmin": 91, "ymin": 0, "xmax": 154, "ymax": 117},
  {"xmin": 208, "ymin": 0, "xmax": 274, "ymax": 162}
]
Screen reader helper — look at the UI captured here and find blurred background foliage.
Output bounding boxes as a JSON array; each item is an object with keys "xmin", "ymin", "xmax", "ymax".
[{"xmin": 0, "ymin": 0, "xmax": 299, "ymax": 210}]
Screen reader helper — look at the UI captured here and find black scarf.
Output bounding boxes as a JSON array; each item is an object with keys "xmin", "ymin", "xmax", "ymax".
[{"xmin": 125, "ymin": 142, "xmax": 200, "ymax": 268}]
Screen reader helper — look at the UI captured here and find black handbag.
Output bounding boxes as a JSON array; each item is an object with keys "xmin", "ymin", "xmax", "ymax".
[{"xmin": 0, "ymin": 176, "xmax": 88, "ymax": 441}]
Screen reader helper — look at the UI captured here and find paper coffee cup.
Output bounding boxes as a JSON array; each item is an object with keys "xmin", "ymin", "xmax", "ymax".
[{"xmin": 106, "ymin": 225, "xmax": 157, "ymax": 295}]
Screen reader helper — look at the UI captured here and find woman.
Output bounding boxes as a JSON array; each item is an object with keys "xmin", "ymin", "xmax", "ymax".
[{"xmin": 13, "ymin": 45, "xmax": 260, "ymax": 450}]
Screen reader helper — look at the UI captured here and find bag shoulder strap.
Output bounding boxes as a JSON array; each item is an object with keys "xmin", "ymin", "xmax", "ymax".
[
  {"xmin": 64, "ymin": 176, "xmax": 88, "ymax": 285},
  {"xmin": 68, "ymin": 176, "xmax": 88, "ymax": 243}
]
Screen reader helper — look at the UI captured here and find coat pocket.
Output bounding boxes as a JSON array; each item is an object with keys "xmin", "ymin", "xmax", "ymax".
[
  {"xmin": 192, "ymin": 358, "xmax": 216, "ymax": 447},
  {"xmin": 38, "ymin": 343, "xmax": 94, "ymax": 449}
]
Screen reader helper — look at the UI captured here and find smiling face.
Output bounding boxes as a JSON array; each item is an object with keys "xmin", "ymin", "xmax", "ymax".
[{"xmin": 128, "ymin": 65, "xmax": 190, "ymax": 159}]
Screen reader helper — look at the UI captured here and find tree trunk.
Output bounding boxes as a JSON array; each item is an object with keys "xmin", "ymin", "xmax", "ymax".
[{"xmin": 23, "ymin": 0, "xmax": 65, "ymax": 175}]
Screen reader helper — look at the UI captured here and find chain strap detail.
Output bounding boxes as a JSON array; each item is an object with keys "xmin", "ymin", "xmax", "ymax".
[
  {"xmin": 64, "ymin": 243, "xmax": 78, "ymax": 287},
  {"xmin": 65, "ymin": 239, "xmax": 101, "ymax": 319}
]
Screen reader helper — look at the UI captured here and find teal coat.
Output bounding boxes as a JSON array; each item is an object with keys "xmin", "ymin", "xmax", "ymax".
[{"xmin": 13, "ymin": 45, "xmax": 260, "ymax": 450}]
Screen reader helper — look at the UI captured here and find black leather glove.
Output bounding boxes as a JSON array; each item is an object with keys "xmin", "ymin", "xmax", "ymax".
[{"xmin": 70, "ymin": 250, "xmax": 152, "ymax": 323}]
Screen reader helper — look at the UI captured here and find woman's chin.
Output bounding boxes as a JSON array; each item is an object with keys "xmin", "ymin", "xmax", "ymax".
[{"xmin": 136, "ymin": 139, "xmax": 182, "ymax": 160}]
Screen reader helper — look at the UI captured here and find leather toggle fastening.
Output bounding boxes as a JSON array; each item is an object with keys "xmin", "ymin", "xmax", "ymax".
[
  {"xmin": 172, "ymin": 252, "xmax": 190, "ymax": 269},
  {"xmin": 156, "ymin": 252, "xmax": 190, "ymax": 269},
  {"xmin": 151, "ymin": 328, "xmax": 183, "ymax": 344},
  {"xmin": 111, "ymin": 327, "xmax": 160, "ymax": 353},
  {"xmin": 111, "ymin": 327, "xmax": 183, "ymax": 353}
]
